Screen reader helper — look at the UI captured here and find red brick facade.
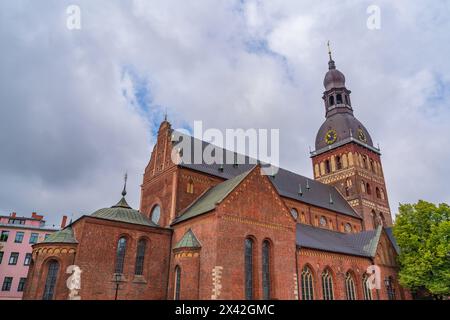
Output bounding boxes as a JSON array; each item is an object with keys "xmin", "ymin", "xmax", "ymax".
[{"xmin": 22, "ymin": 119, "xmax": 411, "ymax": 300}]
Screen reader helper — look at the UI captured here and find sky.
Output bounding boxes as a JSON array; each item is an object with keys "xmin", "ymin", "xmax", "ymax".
[{"xmin": 1, "ymin": 0, "xmax": 449, "ymax": 227}]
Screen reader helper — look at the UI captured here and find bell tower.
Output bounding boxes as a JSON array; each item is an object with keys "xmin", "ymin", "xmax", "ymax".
[{"xmin": 310, "ymin": 44, "xmax": 392, "ymax": 230}]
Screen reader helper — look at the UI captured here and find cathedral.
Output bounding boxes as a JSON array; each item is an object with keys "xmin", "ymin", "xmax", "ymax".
[{"xmin": 23, "ymin": 54, "xmax": 412, "ymax": 300}]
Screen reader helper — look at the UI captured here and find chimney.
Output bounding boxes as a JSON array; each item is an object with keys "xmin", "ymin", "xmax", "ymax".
[
  {"xmin": 11, "ymin": 212, "xmax": 16, "ymax": 218},
  {"xmin": 60, "ymin": 215, "xmax": 68, "ymax": 229},
  {"xmin": 31, "ymin": 212, "xmax": 44, "ymax": 220}
]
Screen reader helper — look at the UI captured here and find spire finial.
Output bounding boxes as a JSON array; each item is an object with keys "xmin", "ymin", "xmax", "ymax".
[
  {"xmin": 164, "ymin": 108, "xmax": 168, "ymax": 122},
  {"xmin": 121, "ymin": 172, "xmax": 127, "ymax": 197},
  {"xmin": 327, "ymin": 40, "xmax": 332, "ymax": 61},
  {"xmin": 327, "ymin": 41, "xmax": 336, "ymax": 70}
]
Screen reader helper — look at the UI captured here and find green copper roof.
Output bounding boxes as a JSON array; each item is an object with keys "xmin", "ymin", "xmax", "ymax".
[
  {"xmin": 41, "ymin": 226, "xmax": 77, "ymax": 244},
  {"xmin": 90, "ymin": 196, "xmax": 158, "ymax": 227},
  {"xmin": 174, "ymin": 229, "xmax": 201, "ymax": 249},
  {"xmin": 173, "ymin": 167, "xmax": 254, "ymax": 224}
]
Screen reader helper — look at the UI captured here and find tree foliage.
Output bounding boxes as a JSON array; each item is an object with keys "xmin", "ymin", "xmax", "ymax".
[{"xmin": 393, "ymin": 200, "xmax": 450, "ymax": 297}]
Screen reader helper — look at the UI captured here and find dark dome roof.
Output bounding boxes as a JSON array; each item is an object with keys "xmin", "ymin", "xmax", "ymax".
[
  {"xmin": 315, "ymin": 112, "xmax": 373, "ymax": 150},
  {"xmin": 324, "ymin": 68, "xmax": 345, "ymax": 91}
]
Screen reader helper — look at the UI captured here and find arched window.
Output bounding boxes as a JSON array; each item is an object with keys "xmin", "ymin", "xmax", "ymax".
[
  {"xmin": 301, "ymin": 266, "xmax": 314, "ymax": 300},
  {"xmin": 386, "ymin": 276, "xmax": 396, "ymax": 300},
  {"xmin": 380, "ymin": 189, "xmax": 385, "ymax": 200},
  {"xmin": 336, "ymin": 94, "xmax": 343, "ymax": 104},
  {"xmin": 360, "ymin": 181, "xmax": 366, "ymax": 193},
  {"xmin": 345, "ymin": 272, "xmax": 356, "ymax": 300},
  {"xmin": 290, "ymin": 208, "xmax": 298, "ymax": 220},
  {"xmin": 319, "ymin": 216, "xmax": 327, "ymax": 227},
  {"xmin": 186, "ymin": 179, "xmax": 194, "ymax": 194},
  {"xmin": 336, "ymin": 156, "xmax": 342, "ymax": 170},
  {"xmin": 321, "ymin": 269, "xmax": 334, "ymax": 300},
  {"xmin": 362, "ymin": 274, "xmax": 373, "ymax": 300},
  {"xmin": 345, "ymin": 95, "xmax": 350, "ymax": 105},
  {"xmin": 262, "ymin": 240, "xmax": 271, "ymax": 300},
  {"xmin": 150, "ymin": 205, "xmax": 161, "ymax": 225},
  {"xmin": 42, "ymin": 260, "xmax": 59, "ymax": 300},
  {"xmin": 134, "ymin": 238, "xmax": 147, "ymax": 275},
  {"xmin": 362, "ymin": 156, "xmax": 368, "ymax": 169},
  {"xmin": 366, "ymin": 183, "xmax": 372, "ymax": 195},
  {"xmin": 115, "ymin": 237, "xmax": 127, "ymax": 274},
  {"xmin": 244, "ymin": 238, "xmax": 254, "ymax": 300},
  {"xmin": 174, "ymin": 266, "xmax": 181, "ymax": 300},
  {"xmin": 376, "ymin": 187, "xmax": 381, "ymax": 199},
  {"xmin": 329, "ymin": 95, "xmax": 335, "ymax": 106},
  {"xmin": 344, "ymin": 223, "xmax": 352, "ymax": 233},
  {"xmin": 370, "ymin": 159, "xmax": 375, "ymax": 173},
  {"xmin": 325, "ymin": 160, "xmax": 331, "ymax": 174}
]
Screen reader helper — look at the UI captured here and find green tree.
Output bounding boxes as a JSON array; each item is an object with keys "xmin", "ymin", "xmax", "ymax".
[{"xmin": 393, "ymin": 200, "xmax": 450, "ymax": 299}]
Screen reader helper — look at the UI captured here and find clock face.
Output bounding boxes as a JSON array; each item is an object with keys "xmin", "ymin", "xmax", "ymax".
[
  {"xmin": 357, "ymin": 128, "xmax": 367, "ymax": 142},
  {"xmin": 324, "ymin": 129, "xmax": 337, "ymax": 145}
]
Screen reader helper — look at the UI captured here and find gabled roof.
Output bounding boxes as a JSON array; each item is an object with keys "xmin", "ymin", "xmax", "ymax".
[
  {"xmin": 90, "ymin": 196, "xmax": 158, "ymax": 228},
  {"xmin": 296, "ymin": 224, "xmax": 382, "ymax": 258},
  {"xmin": 172, "ymin": 168, "xmax": 254, "ymax": 224},
  {"xmin": 174, "ymin": 229, "xmax": 201, "ymax": 249},
  {"xmin": 174, "ymin": 133, "xmax": 360, "ymax": 219},
  {"xmin": 40, "ymin": 226, "xmax": 77, "ymax": 244}
]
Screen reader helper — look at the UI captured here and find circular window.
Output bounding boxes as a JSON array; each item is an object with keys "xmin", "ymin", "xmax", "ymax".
[
  {"xmin": 320, "ymin": 216, "xmax": 327, "ymax": 227},
  {"xmin": 345, "ymin": 223, "xmax": 352, "ymax": 233},
  {"xmin": 150, "ymin": 205, "xmax": 161, "ymax": 225},
  {"xmin": 290, "ymin": 208, "xmax": 298, "ymax": 220}
]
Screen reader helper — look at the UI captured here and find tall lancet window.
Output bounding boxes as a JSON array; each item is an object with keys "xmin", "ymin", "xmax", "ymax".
[
  {"xmin": 321, "ymin": 269, "xmax": 334, "ymax": 300},
  {"xmin": 115, "ymin": 237, "xmax": 127, "ymax": 274},
  {"xmin": 134, "ymin": 238, "xmax": 147, "ymax": 275},
  {"xmin": 245, "ymin": 237, "xmax": 254, "ymax": 300},
  {"xmin": 301, "ymin": 266, "xmax": 314, "ymax": 300},
  {"xmin": 42, "ymin": 260, "xmax": 59, "ymax": 300},
  {"xmin": 262, "ymin": 240, "xmax": 271, "ymax": 300},
  {"xmin": 363, "ymin": 274, "xmax": 373, "ymax": 300},
  {"xmin": 174, "ymin": 266, "xmax": 181, "ymax": 300},
  {"xmin": 345, "ymin": 272, "xmax": 356, "ymax": 300}
]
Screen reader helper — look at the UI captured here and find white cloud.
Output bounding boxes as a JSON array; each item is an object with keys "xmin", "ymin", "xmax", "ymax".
[{"xmin": 0, "ymin": 0, "xmax": 449, "ymax": 225}]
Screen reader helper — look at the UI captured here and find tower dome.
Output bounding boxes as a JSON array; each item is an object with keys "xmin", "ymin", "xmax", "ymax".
[
  {"xmin": 323, "ymin": 64, "xmax": 346, "ymax": 91},
  {"xmin": 314, "ymin": 43, "xmax": 376, "ymax": 152},
  {"xmin": 315, "ymin": 113, "xmax": 373, "ymax": 150}
]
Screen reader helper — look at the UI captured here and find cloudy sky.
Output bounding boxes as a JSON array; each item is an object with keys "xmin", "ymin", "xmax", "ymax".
[{"xmin": 1, "ymin": 0, "xmax": 449, "ymax": 227}]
